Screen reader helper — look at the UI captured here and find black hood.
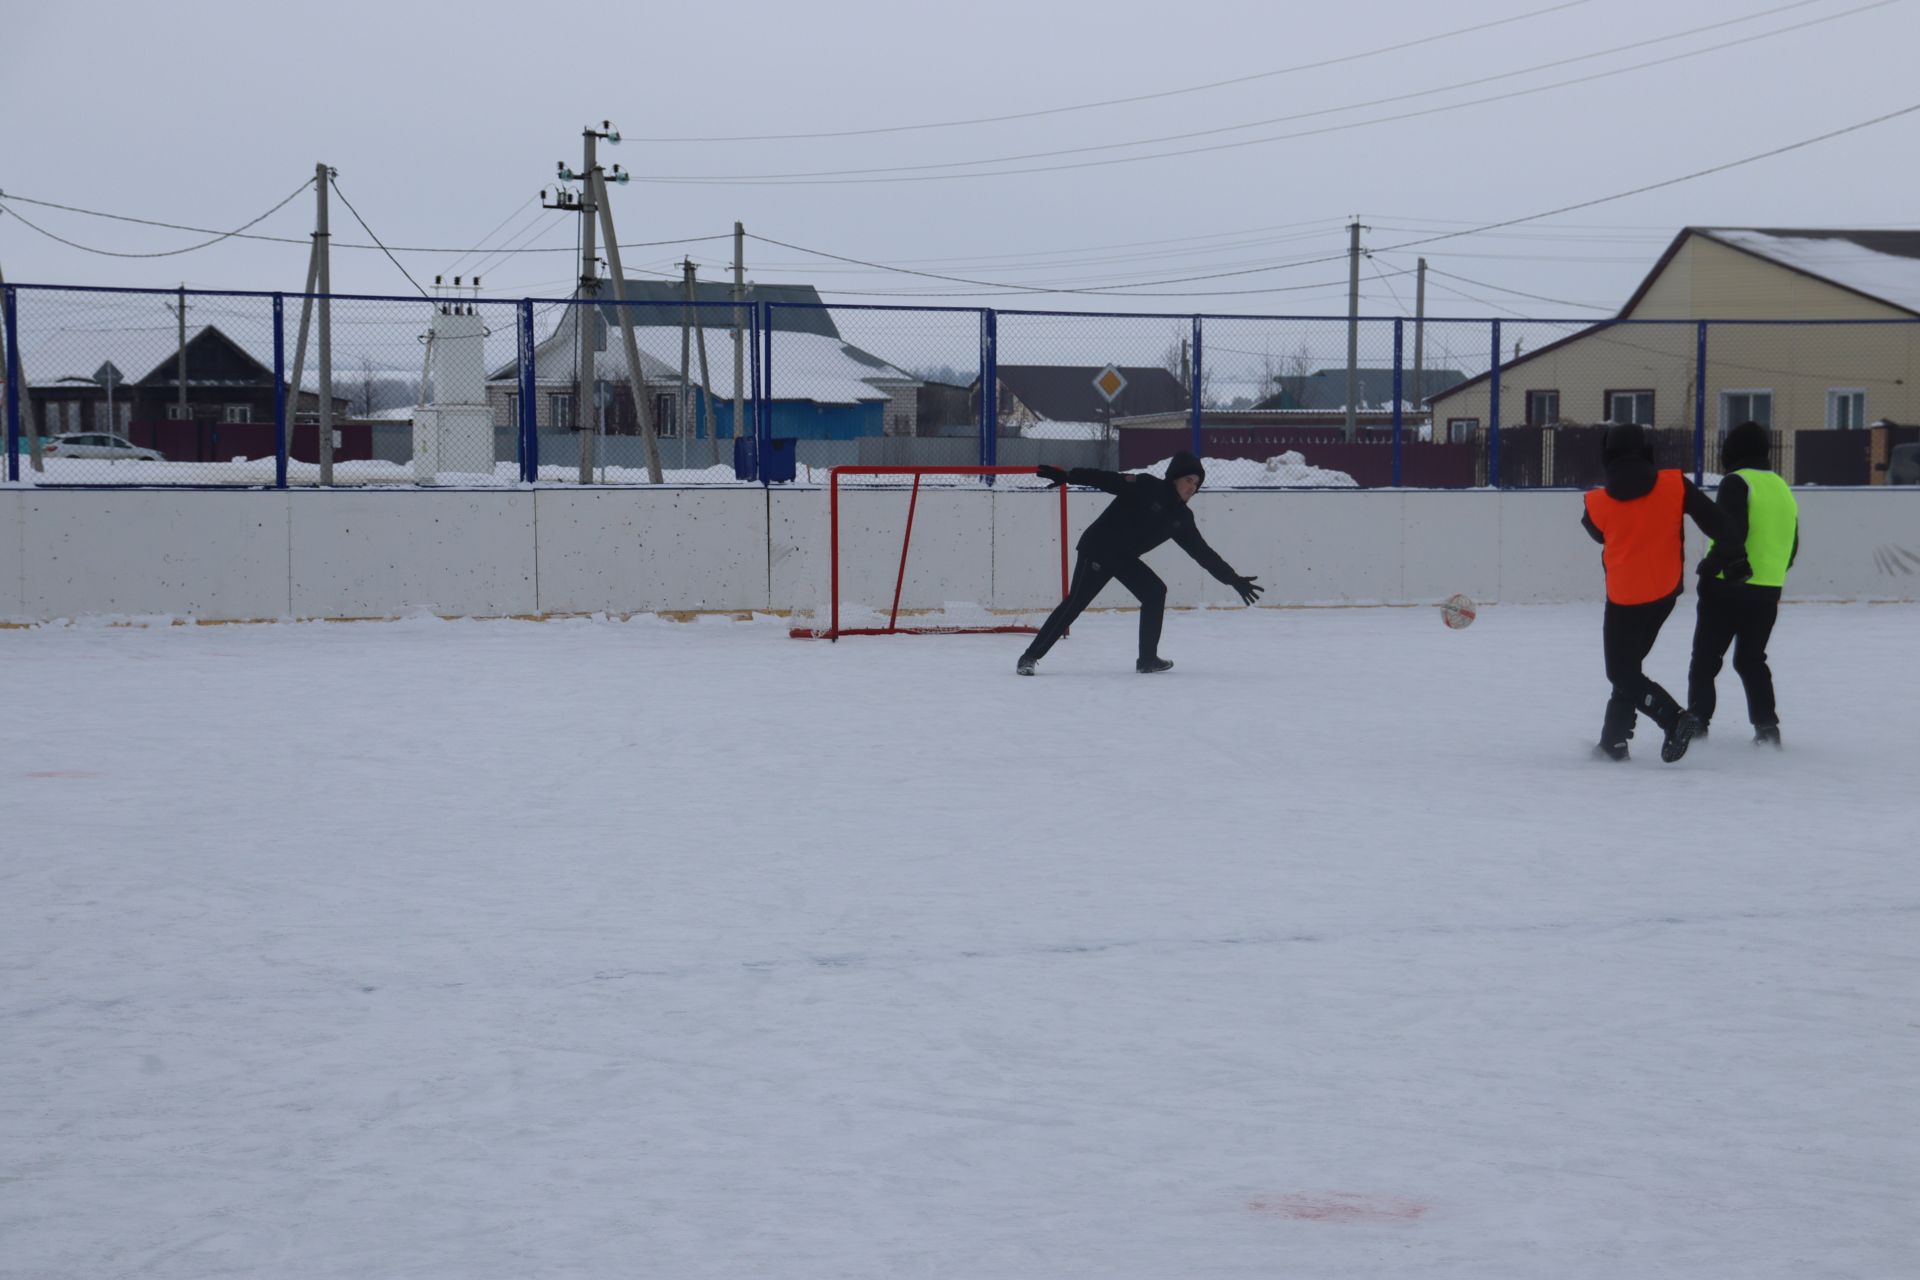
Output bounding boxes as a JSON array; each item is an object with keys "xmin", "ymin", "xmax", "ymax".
[
  {"xmin": 1600, "ymin": 422, "xmax": 1657, "ymax": 499},
  {"xmin": 1603, "ymin": 454, "xmax": 1660, "ymax": 500}
]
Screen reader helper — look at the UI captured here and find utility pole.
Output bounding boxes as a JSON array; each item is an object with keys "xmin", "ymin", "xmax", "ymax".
[
  {"xmin": 287, "ymin": 172, "xmax": 323, "ymax": 463},
  {"xmin": 572, "ymin": 128, "xmax": 603, "ymax": 483},
  {"xmin": 731, "ymin": 222, "xmax": 746, "ymax": 465},
  {"xmin": 1344, "ymin": 218, "xmax": 1365, "ymax": 441},
  {"xmin": 173, "ymin": 284, "xmax": 188, "ymax": 423},
  {"xmin": 679, "ymin": 258, "xmax": 694, "ymax": 471},
  {"xmin": 316, "ymin": 163, "xmax": 335, "ymax": 486},
  {"xmin": 1413, "ymin": 257, "xmax": 1427, "ymax": 425},
  {"xmin": 687, "ymin": 261, "xmax": 719, "ymax": 465},
  {"xmin": 556, "ymin": 128, "xmax": 665, "ymax": 484}
]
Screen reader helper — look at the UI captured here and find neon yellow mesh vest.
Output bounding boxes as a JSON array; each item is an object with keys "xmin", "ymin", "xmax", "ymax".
[{"xmin": 1712, "ymin": 469, "xmax": 1797, "ymax": 588}]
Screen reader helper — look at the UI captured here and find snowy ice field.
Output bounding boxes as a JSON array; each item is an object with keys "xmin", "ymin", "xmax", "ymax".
[{"xmin": 2, "ymin": 603, "xmax": 1913, "ymax": 1280}]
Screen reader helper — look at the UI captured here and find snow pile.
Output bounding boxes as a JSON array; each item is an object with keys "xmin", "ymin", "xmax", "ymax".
[{"xmin": 1135, "ymin": 451, "xmax": 1358, "ymax": 488}]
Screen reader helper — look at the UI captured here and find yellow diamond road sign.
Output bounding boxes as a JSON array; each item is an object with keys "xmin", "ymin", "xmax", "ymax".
[{"xmin": 1092, "ymin": 365, "xmax": 1128, "ymax": 403}]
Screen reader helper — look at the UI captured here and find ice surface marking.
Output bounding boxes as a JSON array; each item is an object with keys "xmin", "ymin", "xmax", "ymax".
[{"xmin": 1248, "ymin": 1193, "xmax": 1428, "ymax": 1223}]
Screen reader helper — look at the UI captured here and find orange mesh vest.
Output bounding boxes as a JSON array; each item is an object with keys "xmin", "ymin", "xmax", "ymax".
[{"xmin": 1584, "ymin": 469, "xmax": 1686, "ymax": 605}]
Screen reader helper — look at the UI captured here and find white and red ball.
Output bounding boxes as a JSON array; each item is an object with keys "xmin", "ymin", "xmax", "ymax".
[{"xmin": 1440, "ymin": 593, "xmax": 1477, "ymax": 630}]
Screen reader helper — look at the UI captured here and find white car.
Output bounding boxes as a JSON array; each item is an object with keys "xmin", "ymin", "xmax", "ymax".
[{"xmin": 43, "ymin": 433, "xmax": 166, "ymax": 462}]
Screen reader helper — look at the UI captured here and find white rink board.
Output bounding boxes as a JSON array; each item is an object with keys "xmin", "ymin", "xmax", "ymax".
[
  {"xmin": 533, "ymin": 488, "xmax": 767, "ymax": 615},
  {"xmin": 19, "ymin": 490, "xmax": 290, "ymax": 621},
  {"xmin": 812, "ymin": 486, "xmax": 996, "ymax": 618},
  {"xmin": 0, "ymin": 493, "xmax": 23, "ymax": 620},
  {"xmin": 1404, "ymin": 491, "xmax": 1501, "ymax": 605},
  {"xmin": 988, "ymin": 489, "xmax": 1092, "ymax": 611},
  {"xmin": 1784, "ymin": 489, "xmax": 1920, "ymax": 600},
  {"xmin": 0, "ymin": 486, "xmax": 1915, "ymax": 622},
  {"xmin": 289, "ymin": 491, "xmax": 536, "ymax": 619}
]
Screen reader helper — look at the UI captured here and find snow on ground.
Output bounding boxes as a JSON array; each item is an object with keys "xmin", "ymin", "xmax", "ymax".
[{"xmin": 2, "ymin": 604, "xmax": 1912, "ymax": 1279}]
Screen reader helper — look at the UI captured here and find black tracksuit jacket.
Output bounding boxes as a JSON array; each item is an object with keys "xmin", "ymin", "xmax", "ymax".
[{"xmin": 1061, "ymin": 468, "xmax": 1242, "ymax": 584}]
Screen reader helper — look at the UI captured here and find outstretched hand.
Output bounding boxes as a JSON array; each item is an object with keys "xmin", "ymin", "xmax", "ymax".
[
  {"xmin": 1232, "ymin": 574, "xmax": 1263, "ymax": 606},
  {"xmin": 1037, "ymin": 464, "xmax": 1069, "ymax": 488}
]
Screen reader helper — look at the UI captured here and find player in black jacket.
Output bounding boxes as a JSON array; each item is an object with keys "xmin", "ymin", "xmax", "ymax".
[{"xmin": 1017, "ymin": 452, "xmax": 1261, "ymax": 675}]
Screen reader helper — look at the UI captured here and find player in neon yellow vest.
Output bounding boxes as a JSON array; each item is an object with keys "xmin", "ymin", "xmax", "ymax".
[{"xmin": 1687, "ymin": 421, "xmax": 1800, "ymax": 747}]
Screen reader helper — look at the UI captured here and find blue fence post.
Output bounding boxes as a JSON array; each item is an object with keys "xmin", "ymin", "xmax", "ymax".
[
  {"xmin": 758, "ymin": 300, "xmax": 773, "ymax": 485},
  {"xmin": 1189, "ymin": 314, "xmax": 1204, "ymax": 459},
  {"xmin": 1391, "ymin": 318, "xmax": 1404, "ymax": 488},
  {"xmin": 518, "ymin": 300, "xmax": 538, "ymax": 483},
  {"xmin": 3, "ymin": 286, "xmax": 20, "ymax": 483},
  {"xmin": 980, "ymin": 308, "xmax": 998, "ymax": 469},
  {"xmin": 1694, "ymin": 321, "xmax": 1709, "ymax": 485},
  {"xmin": 1487, "ymin": 319, "xmax": 1503, "ymax": 488},
  {"xmin": 272, "ymin": 293, "xmax": 288, "ymax": 489},
  {"xmin": 744, "ymin": 302, "xmax": 761, "ymax": 482}
]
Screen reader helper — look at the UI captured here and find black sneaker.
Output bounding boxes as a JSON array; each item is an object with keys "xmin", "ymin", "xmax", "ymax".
[
  {"xmin": 1016, "ymin": 654, "xmax": 1037, "ymax": 676},
  {"xmin": 1135, "ymin": 657, "xmax": 1175, "ymax": 674},
  {"xmin": 1661, "ymin": 711, "xmax": 1703, "ymax": 763},
  {"xmin": 1592, "ymin": 742, "xmax": 1630, "ymax": 762},
  {"xmin": 1753, "ymin": 723, "xmax": 1781, "ymax": 748}
]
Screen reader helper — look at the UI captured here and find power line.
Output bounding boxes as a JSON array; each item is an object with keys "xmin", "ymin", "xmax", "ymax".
[
  {"xmin": 327, "ymin": 177, "xmax": 429, "ymax": 297},
  {"xmin": 748, "ymin": 99, "xmax": 1920, "ymax": 298},
  {"xmin": 0, "ymin": 188, "xmax": 730, "ymax": 256},
  {"xmin": 636, "ymin": 0, "xmax": 1886, "ymax": 184},
  {"xmin": 0, "ymin": 178, "xmax": 314, "ymax": 259},
  {"xmin": 628, "ymin": 1, "xmax": 1591, "ymax": 142},
  {"xmin": 440, "ymin": 196, "xmax": 539, "ymax": 278},
  {"xmin": 1413, "ymin": 264, "xmax": 1615, "ymax": 310},
  {"xmin": 1367, "ymin": 255, "xmax": 1412, "ymax": 316}
]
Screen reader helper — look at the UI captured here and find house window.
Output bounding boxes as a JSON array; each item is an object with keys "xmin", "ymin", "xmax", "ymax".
[
  {"xmin": 223, "ymin": 404, "xmax": 250, "ymax": 424},
  {"xmin": 549, "ymin": 392, "xmax": 576, "ymax": 431},
  {"xmin": 1827, "ymin": 388, "xmax": 1866, "ymax": 430},
  {"xmin": 1720, "ymin": 390, "xmax": 1773, "ymax": 433},
  {"xmin": 165, "ymin": 402, "xmax": 191, "ymax": 421},
  {"xmin": 655, "ymin": 394, "xmax": 679, "ymax": 438},
  {"xmin": 1446, "ymin": 417, "xmax": 1480, "ymax": 443},
  {"xmin": 1604, "ymin": 390, "xmax": 1655, "ymax": 425},
  {"xmin": 504, "ymin": 392, "xmax": 519, "ymax": 427},
  {"xmin": 1524, "ymin": 390, "xmax": 1560, "ymax": 425}
]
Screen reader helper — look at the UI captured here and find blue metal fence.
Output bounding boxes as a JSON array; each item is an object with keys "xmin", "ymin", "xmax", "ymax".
[{"xmin": 4, "ymin": 281, "xmax": 1918, "ymax": 489}]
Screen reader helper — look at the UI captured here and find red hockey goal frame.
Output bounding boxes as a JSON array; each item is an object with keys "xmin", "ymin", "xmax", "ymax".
[{"xmin": 791, "ymin": 465, "xmax": 1071, "ymax": 640}]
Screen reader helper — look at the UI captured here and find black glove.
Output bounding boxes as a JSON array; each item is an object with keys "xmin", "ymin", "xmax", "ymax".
[
  {"xmin": 1231, "ymin": 574, "xmax": 1263, "ymax": 606},
  {"xmin": 1037, "ymin": 464, "xmax": 1069, "ymax": 488},
  {"xmin": 1697, "ymin": 552, "xmax": 1752, "ymax": 583}
]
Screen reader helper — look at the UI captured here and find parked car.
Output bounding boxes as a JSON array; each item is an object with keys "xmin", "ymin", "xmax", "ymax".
[
  {"xmin": 43, "ymin": 433, "xmax": 166, "ymax": 462},
  {"xmin": 1884, "ymin": 442, "xmax": 1920, "ymax": 485}
]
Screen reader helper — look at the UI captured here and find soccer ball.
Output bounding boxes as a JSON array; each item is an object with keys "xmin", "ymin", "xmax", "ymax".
[{"xmin": 1440, "ymin": 593, "xmax": 1477, "ymax": 629}]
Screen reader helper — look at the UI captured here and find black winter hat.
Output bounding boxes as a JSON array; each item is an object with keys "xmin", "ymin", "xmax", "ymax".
[
  {"xmin": 1166, "ymin": 451, "xmax": 1206, "ymax": 488},
  {"xmin": 1601, "ymin": 421, "xmax": 1653, "ymax": 463},
  {"xmin": 1722, "ymin": 420, "xmax": 1772, "ymax": 470}
]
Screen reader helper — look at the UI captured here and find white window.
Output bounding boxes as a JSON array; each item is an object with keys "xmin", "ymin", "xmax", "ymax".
[
  {"xmin": 1524, "ymin": 390, "xmax": 1560, "ymax": 425},
  {"xmin": 165, "ymin": 402, "xmax": 191, "ymax": 421},
  {"xmin": 549, "ymin": 392, "xmax": 575, "ymax": 431},
  {"xmin": 503, "ymin": 392, "xmax": 519, "ymax": 427},
  {"xmin": 1720, "ymin": 389, "xmax": 1773, "ymax": 432},
  {"xmin": 1446, "ymin": 417, "xmax": 1479, "ymax": 443},
  {"xmin": 1827, "ymin": 388, "xmax": 1867, "ymax": 430},
  {"xmin": 114, "ymin": 402, "xmax": 131, "ymax": 433},
  {"xmin": 1605, "ymin": 390, "xmax": 1655, "ymax": 425},
  {"xmin": 655, "ymin": 393, "xmax": 679, "ymax": 438},
  {"xmin": 223, "ymin": 404, "xmax": 250, "ymax": 424}
]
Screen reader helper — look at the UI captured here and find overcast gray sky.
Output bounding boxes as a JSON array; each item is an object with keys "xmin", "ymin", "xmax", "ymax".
[{"xmin": 4, "ymin": 0, "xmax": 1916, "ymax": 320}]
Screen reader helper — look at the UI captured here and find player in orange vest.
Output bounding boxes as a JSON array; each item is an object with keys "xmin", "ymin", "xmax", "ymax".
[{"xmin": 1580, "ymin": 423, "xmax": 1731, "ymax": 762}]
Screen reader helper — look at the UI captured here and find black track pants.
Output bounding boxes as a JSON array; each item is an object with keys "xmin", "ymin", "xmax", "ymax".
[
  {"xmin": 1601, "ymin": 596, "xmax": 1681, "ymax": 747},
  {"xmin": 1687, "ymin": 579, "xmax": 1781, "ymax": 727},
  {"xmin": 1022, "ymin": 551, "xmax": 1167, "ymax": 664}
]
